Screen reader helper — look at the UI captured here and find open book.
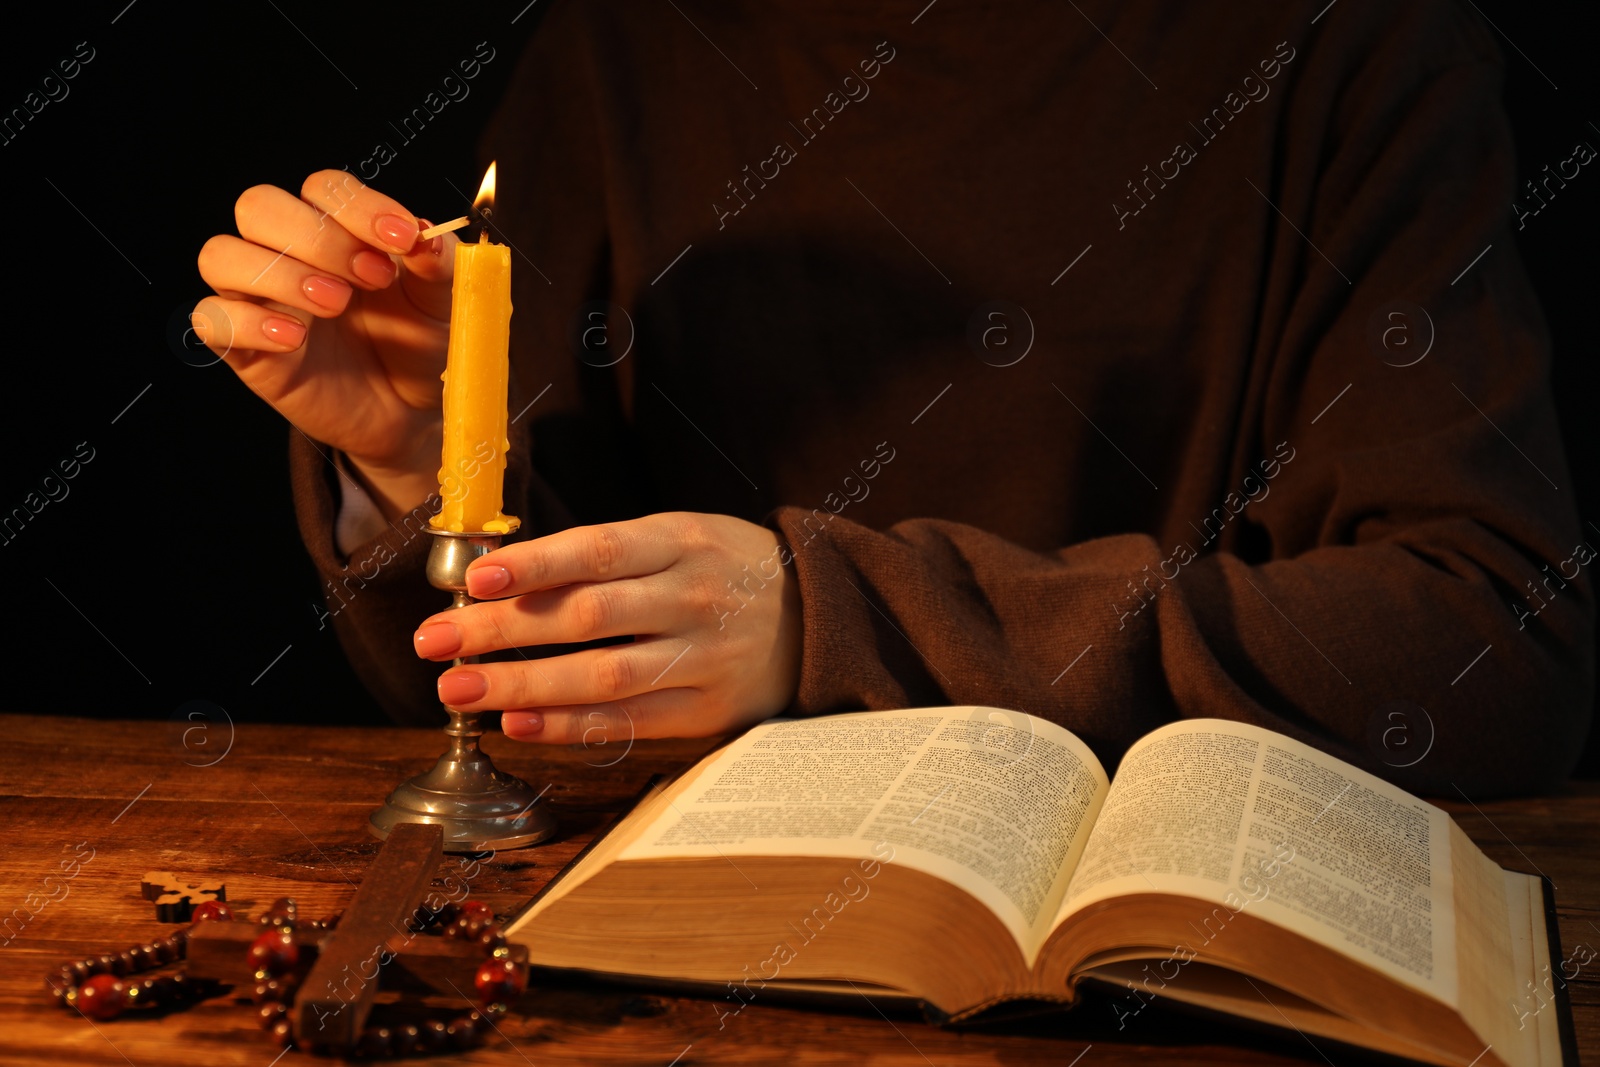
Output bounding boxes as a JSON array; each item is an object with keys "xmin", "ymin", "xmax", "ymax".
[{"xmin": 505, "ymin": 709, "xmax": 1575, "ymax": 1067}]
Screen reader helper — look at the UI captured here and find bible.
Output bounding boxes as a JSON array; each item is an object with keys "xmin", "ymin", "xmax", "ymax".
[{"xmin": 504, "ymin": 708, "xmax": 1576, "ymax": 1067}]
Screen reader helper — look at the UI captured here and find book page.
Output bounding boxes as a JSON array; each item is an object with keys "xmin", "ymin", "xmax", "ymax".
[
  {"xmin": 618, "ymin": 707, "xmax": 1109, "ymax": 959},
  {"xmin": 1506, "ymin": 869, "xmax": 1565, "ymax": 1067},
  {"xmin": 1060, "ymin": 719, "xmax": 1458, "ymax": 1004}
]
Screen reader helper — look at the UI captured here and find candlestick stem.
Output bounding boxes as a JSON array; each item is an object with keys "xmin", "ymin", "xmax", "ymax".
[{"xmin": 369, "ymin": 530, "xmax": 557, "ymax": 852}]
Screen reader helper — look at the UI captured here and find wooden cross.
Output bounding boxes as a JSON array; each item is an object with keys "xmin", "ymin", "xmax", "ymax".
[
  {"xmin": 186, "ymin": 823, "xmax": 528, "ymax": 1046},
  {"xmin": 140, "ymin": 872, "xmax": 226, "ymax": 923}
]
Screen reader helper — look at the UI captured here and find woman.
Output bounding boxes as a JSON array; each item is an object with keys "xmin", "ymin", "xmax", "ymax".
[{"xmin": 194, "ymin": 0, "xmax": 1590, "ymax": 796}]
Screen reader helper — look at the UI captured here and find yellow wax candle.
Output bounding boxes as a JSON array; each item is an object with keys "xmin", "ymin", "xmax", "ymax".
[{"xmin": 431, "ymin": 171, "xmax": 519, "ymax": 534}]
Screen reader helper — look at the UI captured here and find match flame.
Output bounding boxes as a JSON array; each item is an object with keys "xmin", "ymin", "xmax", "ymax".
[{"xmin": 474, "ymin": 162, "xmax": 497, "ymax": 213}]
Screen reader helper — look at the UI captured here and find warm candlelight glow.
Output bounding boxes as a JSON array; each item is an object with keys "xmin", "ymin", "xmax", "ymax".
[{"xmin": 431, "ymin": 162, "xmax": 518, "ymax": 535}]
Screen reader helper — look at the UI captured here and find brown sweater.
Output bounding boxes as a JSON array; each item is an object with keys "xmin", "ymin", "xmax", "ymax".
[{"xmin": 292, "ymin": 0, "xmax": 1592, "ymax": 796}]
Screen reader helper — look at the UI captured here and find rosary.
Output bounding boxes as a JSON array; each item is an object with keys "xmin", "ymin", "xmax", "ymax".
[{"xmin": 43, "ymin": 825, "xmax": 531, "ymax": 1058}]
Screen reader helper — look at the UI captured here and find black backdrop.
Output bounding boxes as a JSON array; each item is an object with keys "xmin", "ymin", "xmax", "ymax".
[{"xmin": 2, "ymin": 2, "xmax": 1595, "ymax": 774}]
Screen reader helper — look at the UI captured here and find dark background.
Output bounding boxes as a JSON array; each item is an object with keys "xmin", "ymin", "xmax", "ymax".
[{"xmin": 1, "ymin": 2, "xmax": 1595, "ymax": 774}]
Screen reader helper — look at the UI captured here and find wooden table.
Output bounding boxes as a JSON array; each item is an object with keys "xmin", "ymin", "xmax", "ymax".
[{"xmin": 1, "ymin": 714, "xmax": 1595, "ymax": 1066}]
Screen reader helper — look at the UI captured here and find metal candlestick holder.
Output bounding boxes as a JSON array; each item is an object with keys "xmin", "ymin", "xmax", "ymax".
[{"xmin": 369, "ymin": 528, "xmax": 557, "ymax": 852}]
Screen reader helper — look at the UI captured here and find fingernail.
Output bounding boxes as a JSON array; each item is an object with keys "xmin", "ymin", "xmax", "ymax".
[
  {"xmin": 467, "ymin": 566, "xmax": 511, "ymax": 598},
  {"xmin": 301, "ymin": 275, "xmax": 352, "ymax": 311},
  {"xmin": 351, "ymin": 249, "xmax": 397, "ymax": 288},
  {"xmin": 413, "ymin": 622, "xmax": 461, "ymax": 658},
  {"xmin": 375, "ymin": 213, "xmax": 418, "ymax": 252},
  {"xmin": 430, "ymin": 236, "xmax": 443, "ymax": 257},
  {"xmin": 502, "ymin": 711, "xmax": 544, "ymax": 739},
  {"xmin": 260, "ymin": 316, "xmax": 306, "ymax": 348},
  {"xmin": 438, "ymin": 670, "xmax": 488, "ymax": 705}
]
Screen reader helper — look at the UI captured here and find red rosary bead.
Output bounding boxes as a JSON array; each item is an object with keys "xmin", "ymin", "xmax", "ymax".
[
  {"xmin": 190, "ymin": 900, "xmax": 235, "ymax": 924},
  {"xmin": 247, "ymin": 929, "xmax": 300, "ymax": 978},
  {"xmin": 473, "ymin": 958, "xmax": 525, "ymax": 1005},
  {"xmin": 74, "ymin": 974, "xmax": 127, "ymax": 1020}
]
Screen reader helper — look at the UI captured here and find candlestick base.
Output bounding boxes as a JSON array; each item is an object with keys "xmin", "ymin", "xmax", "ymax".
[{"xmin": 369, "ymin": 528, "xmax": 557, "ymax": 853}]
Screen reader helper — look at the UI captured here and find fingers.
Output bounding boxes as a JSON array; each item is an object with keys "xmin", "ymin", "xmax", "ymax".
[
  {"xmin": 415, "ymin": 578, "xmax": 677, "ymax": 660},
  {"xmin": 501, "ymin": 689, "xmax": 715, "ymax": 745},
  {"xmin": 234, "ymin": 183, "xmax": 399, "ymax": 292},
  {"xmin": 463, "ymin": 519, "xmax": 691, "ymax": 600},
  {"xmin": 298, "ymin": 170, "xmax": 458, "ymax": 321},
  {"xmin": 299, "ymin": 169, "xmax": 420, "ymax": 254},
  {"xmin": 190, "ymin": 296, "xmax": 308, "ymax": 358},
  {"xmin": 198, "ymin": 234, "xmax": 353, "ymax": 318},
  {"xmin": 198, "ymin": 175, "xmax": 460, "ymax": 362},
  {"xmin": 436, "ymin": 638, "xmax": 699, "ymax": 713}
]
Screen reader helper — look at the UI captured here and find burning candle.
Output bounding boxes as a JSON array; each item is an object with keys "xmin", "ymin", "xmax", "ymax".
[{"xmin": 431, "ymin": 163, "xmax": 520, "ymax": 535}]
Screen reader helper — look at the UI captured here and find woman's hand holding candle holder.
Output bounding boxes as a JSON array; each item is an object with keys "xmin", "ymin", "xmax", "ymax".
[
  {"xmin": 194, "ymin": 169, "xmax": 454, "ymax": 522},
  {"xmin": 412, "ymin": 513, "xmax": 805, "ymax": 744}
]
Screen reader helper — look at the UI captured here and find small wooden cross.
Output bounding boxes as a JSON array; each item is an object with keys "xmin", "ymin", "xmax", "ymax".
[
  {"xmin": 187, "ymin": 823, "xmax": 528, "ymax": 1046},
  {"xmin": 141, "ymin": 872, "xmax": 226, "ymax": 923}
]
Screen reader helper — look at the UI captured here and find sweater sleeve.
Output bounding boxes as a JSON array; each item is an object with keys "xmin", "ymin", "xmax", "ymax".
[{"xmin": 769, "ymin": 27, "xmax": 1592, "ymax": 797}]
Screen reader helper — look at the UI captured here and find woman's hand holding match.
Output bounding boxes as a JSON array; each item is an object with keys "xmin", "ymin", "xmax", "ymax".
[{"xmin": 194, "ymin": 170, "xmax": 454, "ymax": 521}]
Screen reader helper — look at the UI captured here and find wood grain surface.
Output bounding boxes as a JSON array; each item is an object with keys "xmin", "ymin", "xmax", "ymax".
[{"xmin": 0, "ymin": 714, "xmax": 1594, "ymax": 1066}]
